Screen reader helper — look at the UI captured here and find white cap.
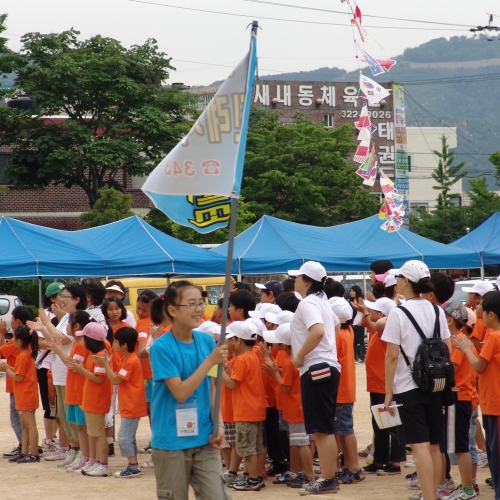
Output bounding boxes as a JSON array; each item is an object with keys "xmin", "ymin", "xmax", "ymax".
[
  {"xmin": 225, "ymin": 321, "xmax": 256, "ymax": 341},
  {"xmin": 263, "ymin": 323, "xmax": 291, "ymax": 345},
  {"xmin": 196, "ymin": 321, "xmax": 221, "ymax": 341},
  {"xmin": 244, "ymin": 318, "xmax": 266, "ymax": 336},
  {"xmin": 496, "ymin": 275, "xmax": 500, "ymax": 291},
  {"xmin": 288, "ymin": 261, "xmax": 327, "ymax": 283},
  {"xmin": 393, "ymin": 260, "xmax": 430, "ymax": 283},
  {"xmin": 364, "ymin": 297, "xmax": 397, "ymax": 317},
  {"xmin": 384, "ymin": 271, "xmax": 397, "ymax": 287},
  {"xmin": 328, "ymin": 297, "xmax": 353, "ymax": 323},
  {"xmin": 462, "ymin": 281, "xmax": 495, "ymax": 296},
  {"xmin": 106, "ymin": 284, "xmax": 124, "ymax": 294},
  {"xmin": 265, "ymin": 310, "xmax": 294, "ymax": 326},
  {"xmin": 248, "ymin": 303, "xmax": 282, "ymax": 319}
]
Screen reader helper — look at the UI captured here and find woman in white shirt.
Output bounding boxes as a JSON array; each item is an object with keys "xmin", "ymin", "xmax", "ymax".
[
  {"xmin": 288, "ymin": 261, "xmax": 341, "ymax": 496},
  {"xmin": 381, "ymin": 260, "xmax": 451, "ymax": 500}
]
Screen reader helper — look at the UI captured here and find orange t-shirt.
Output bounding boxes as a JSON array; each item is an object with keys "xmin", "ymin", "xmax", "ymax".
[
  {"xmin": 111, "ymin": 322, "xmax": 134, "ymax": 371},
  {"xmin": 450, "ymin": 342, "xmax": 473, "ymax": 402},
  {"xmin": 274, "ymin": 350, "xmax": 288, "ymax": 410},
  {"xmin": 470, "ymin": 345, "xmax": 479, "ymax": 410},
  {"xmin": 252, "ymin": 344, "xmax": 269, "ymax": 407},
  {"xmin": 478, "ymin": 329, "xmax": 500, "ymax": 416},
  {"xmin": 336, "ymin": 326, "xmax": 356, "ymax": 404},
  {"xmin": 231, "ymin": 350, "xmax": 267, "ymax": 422},
  {"xmin": 0, "ymin": 341, "xmax": 20, "ymax": 393},
  {"xmin": 136, "ymin": 317, "xmax": 152, "ymax": 380},
  {"xmin": 471, "ymin": 318, "xmax": 492, "ymax": 350},
  {"xmin": 116, "ymin": 352, "xmax": 148, "ymax": 419},
  {"xmin": 13, "ymin": 349, "xmax": 39, "ymax": 411},
  {"xmin": 265, "ymin": 346, "xmax": 279, "ymax": 408},
  {"xmin": 365, "ymin": 327, "xmax": 386, "ymax": 394},
  {"xmin": 65, "ymin": 341, "xmax": 89, "ymax": 405},
  {"xmin": 81, "ymin": 349, "xmax": 112, "ymax": 414},
  {"xmin": 280, "ymin": 354, "xmax": 304, "ymax": 424},
  {"xmin": 221, "ymin": 357, "xmax": 237, "ymax": 423}
]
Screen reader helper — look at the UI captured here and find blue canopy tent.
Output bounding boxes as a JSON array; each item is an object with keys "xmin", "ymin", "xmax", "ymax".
[
  {"xmin": 448, "ymin": 212, "xmax": 500, "ymax": 269},
  {"xmin": 0, "ymin": 216, "xmax": 228, "ymax": 279},
  {"xmin": 212, "ymin": 215, "xmax": 481, "ymax": 274}
]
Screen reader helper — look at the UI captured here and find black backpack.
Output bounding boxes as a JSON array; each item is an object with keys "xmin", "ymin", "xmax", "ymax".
[{"xmin": 399, "ymin": 304, "xmax": 455, "ymax": 393}]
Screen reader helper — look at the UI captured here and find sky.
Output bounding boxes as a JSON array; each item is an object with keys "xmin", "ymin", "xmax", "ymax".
[{"xmin": 3, "ymin": 0, "xmax": 500, "ymax": 86}]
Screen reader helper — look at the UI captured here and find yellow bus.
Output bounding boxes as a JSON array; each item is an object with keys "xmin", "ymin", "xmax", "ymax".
[{"xmin": 106, "ymin": 277, "xmax": 226, "ymax": 318}]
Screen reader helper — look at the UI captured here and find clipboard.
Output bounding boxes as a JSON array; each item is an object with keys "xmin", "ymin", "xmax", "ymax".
[{"xmin": 371, "ymin": 402, "xmax": 402, "ymax": 429}]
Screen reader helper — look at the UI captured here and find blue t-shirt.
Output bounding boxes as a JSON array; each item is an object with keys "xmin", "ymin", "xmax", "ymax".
[{"xmin": 150, "ymin": 330, "xmax": 215, "ymax": 451}]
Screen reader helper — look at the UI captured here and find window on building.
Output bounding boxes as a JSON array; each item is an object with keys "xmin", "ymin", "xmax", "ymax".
[
  {"xmin": 324, "ymin": 114, "xmax": 335, "ymax": 129},
  {"xmin": 0, "ymin": 154, "xmax": 11, "ymax": 185},
  {"xmin": 410, "ymin": 203, "xmax": 428, "ymax": 218},
  {"xmin": 450, "ymin": 196, "xmax": 462, "ymax": 208}
]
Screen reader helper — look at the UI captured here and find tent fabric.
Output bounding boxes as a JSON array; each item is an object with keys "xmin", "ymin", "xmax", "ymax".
[
  {"xmin": 448, "ymin": 212, "xmax": 500, "ymax": 265},
  {"xmin": 212, "ymin": 215, "xmax": 481, "ymax": 274},
  {"xmin": 0, "ymin": 216, "xmax": 228, "ymax": 279}
]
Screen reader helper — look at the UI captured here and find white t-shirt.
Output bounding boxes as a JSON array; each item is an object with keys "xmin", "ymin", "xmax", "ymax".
[
  {"xmin": 86, "ymin": 305, "xmax": 108, "ymax": 328},
  {"xmin": 381, "ymin": 300, "xmax": 451, "ymax": 394},
  {"xmin": 290, "ymin": 293, "xmax": 341, "ymax": 377},
  {"xmin": 126, "ymin": 310, "xmax": 137, "ymax": 328},
  {"xmin": 36, "ymin": 308, "xmax": 55, "ymax": 370},
  {"xmin": 50, "ymin": 314, "xmax": 74, "ymax": 386}
]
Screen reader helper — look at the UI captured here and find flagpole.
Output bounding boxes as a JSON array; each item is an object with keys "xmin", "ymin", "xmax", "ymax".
[{"xmin": 212, "ymin": 194, "xmax": 239, "ymax": 437}]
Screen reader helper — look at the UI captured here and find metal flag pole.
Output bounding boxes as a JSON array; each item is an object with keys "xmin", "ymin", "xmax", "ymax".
[{"xmin": 212, "ymin": 20, "xmax": 259, "ymax": 437}]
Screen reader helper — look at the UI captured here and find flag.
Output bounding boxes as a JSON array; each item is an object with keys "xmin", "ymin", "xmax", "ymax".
[
  {"xmin": 353, "ymin": 140, "xmax": 370, "ymax": 163},
  {"xmin": 376, "ymin": 58, "xmax": 397, "ymax": 72},
  {"xmin": 356, "ymin": 44, "xmax": 384, "ymax": 76},
  {"xmin": 358, "ymin": 73, "xmax": 390, "ymax": 106},
  {"xmin": 350, "ymin": 1, "xmax": 368, "ymax": 42},
  {"xmin": 355, "ymin": 99, "xmax": 377, "ymax": 141},
  {"xmin": 356, "ymin": 146, "xmax": 377, "ymax": 186},
  {"xmin": 378, "ymin": 169, "xmax": 405, "ymax": 232},
  {"xmin": 141, "ymin": 32, "xmax": 257, "ymax": 233}
]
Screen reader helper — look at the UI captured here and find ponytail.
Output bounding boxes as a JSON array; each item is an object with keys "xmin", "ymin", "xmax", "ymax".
[{"xmin": 14, "ymin": 326, "xmax": 39, "ymax": 359}]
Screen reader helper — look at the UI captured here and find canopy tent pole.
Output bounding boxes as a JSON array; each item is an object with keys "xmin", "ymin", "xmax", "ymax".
[
  {"xmin": 480, "ymin": 253, "xmax": 484, "ymax": 280},
  {"xmin": 38, "ymin": 277, "xmax": 43, "ymax": 309}
]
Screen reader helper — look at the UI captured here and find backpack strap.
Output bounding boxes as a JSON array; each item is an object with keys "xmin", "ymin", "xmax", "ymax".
[{"xmin": 398, "ymin": 305, "xmax": 427, "ymax": 341}]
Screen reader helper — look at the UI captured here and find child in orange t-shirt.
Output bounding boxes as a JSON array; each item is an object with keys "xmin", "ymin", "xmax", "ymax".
[
  {"xmin": 94, "ymin": 326, "xmax": 147, "ymax": 478},
  {"xmin": 263, "ymin": 323, "xmax": 314, "ymax": 488},
  {"xmin": 222, "ymin": 321, "xmax": 267, "ymax": 491},
  {"xmin": 454, "ymin": 291, "xmax": 500, "ymax": 500},
  {"xmin": 0, "ymin": 326, "xmax": 40, "ymax": 463},
  {"xmin": 329, "ymin": 297, "xmax": 364, "ymax": 484},
  {"xmin": 69, "ymin": 322, "xmax": 112, "ymax": 477}
]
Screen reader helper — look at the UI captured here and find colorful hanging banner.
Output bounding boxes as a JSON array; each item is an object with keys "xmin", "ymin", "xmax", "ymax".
[{"xmin": 358, "ymin": 73, "xmax": 390, "ymax": 106}]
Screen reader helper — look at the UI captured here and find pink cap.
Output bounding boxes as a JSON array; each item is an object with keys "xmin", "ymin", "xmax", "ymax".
[{"xmin": 75, "ymin": 322, "xmax": 107, "ymax": 341}]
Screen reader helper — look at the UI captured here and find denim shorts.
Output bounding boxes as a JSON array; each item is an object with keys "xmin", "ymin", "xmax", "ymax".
[
  {"xmin": 145, "ymin": 379, "xmax": 153, "ymax": 403},
  {"xmin": 118, "ymin": 417, "xmax": 140, "ymax": 457},
  {"xmin": 333, "ymin": 403, "xmax": 354, "ymax": 435},
  {"xmin": 66, "ymin": 404, "xmax": 86, "ymax": 425}
]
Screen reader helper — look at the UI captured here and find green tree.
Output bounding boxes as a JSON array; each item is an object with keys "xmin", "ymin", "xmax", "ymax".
[
  {"xmin": 80, "ymin": 188, "xmax": 134, "ymax": 228},
  {"xmin": 241, "ymin": 109, "xmax": 379, "ymax": 226},
  {"xmin": 490, "ymin": 151, "xmax": 500, "ymax": 184},
  {"xmin": 431, "ymin": 135, "xmax": 467, "ymax": 209},
  {"xmin": 0, "ymin": 28, "xmax": 194, "ymax": 207}
]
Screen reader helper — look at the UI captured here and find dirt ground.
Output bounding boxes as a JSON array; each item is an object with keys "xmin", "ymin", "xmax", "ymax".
[{"xmin": 0, "ymin": 365, "xmax": 493, "ymax": 500}]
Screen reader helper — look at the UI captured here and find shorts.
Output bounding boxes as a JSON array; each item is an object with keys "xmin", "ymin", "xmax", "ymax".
[
  {"xmin": 66, "ymin": 404, "xmax": 86, "ymax": 426},
  {"xmin": 85, "ymin": 411, "xmax": 106, "ymax": 437},
  {"xmin": 288, "ymin": 422, "xmax": 310, "ymax": 447},
  {"xmin": 223, "ymin": 422, "xmax": 236, "ymax": 448},
  {"xmin": 18, "ymin": 409, "xmax": 36, "ymax": 416},
  {"xmin": 300, "ymin": 365, "xmax": 340, "ymax": 435},
  {"xmin": 278, "ymin": 410, "xmax": 289, "ymax": 431},
  {"xmin": 144, "ymin": 379, "xmax": 153, "ymax": 403},
  {"xmin": 395, "ymin": 389, "xmax": 444, "ymax": 445},
  {"xmin": 235, "ymin": 421, "xmax": 265, "ymax": 458},
  {"xmin": 334, "ymin": 403, "xmax": 354, "ymax": 435},
  {"xmin": 440, "ymin": 400, "xmax": 472, "ymax": 454}
]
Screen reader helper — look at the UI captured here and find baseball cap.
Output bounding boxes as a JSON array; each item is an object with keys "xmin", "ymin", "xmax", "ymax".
[
  {"xmin": 461, "ymin": 281, "xmax": 495, "ymax": 296},
  {"xmin": 196, "ymin": 321, "xmax": 221, "ymax": 341},
  {"xmin": 75, "ymin": 322, "xmax": 107, "ymax": 341},
  {"xmin": 225, "ymin": 321, "xmax": 256, "ymax": 341},
  {"xmin": 443, "ymin": 301, "xmax": 468, "ymax": 326},
  {"xmin": 465, "ymin": 307, "xmax": 477, "ymax": 328},
  {"xmin": 263, "ymin": 323, "xmax": 291, "ymax": 345},
  {"xmin": 106, "ymin": 284, "xmax": 124, "ymax": 294},
  {"xmin": 265, "ymin": 310, "xmax": 294, "ymax": 326},
  {"xmin": 364, "ymin": 297, "xmax": 396, "ymax": 317},
  {"xmin": 375, "ymin": 269, "xmax": 398, "ymax": 287},
  {"xmin": 255, "ymin": 280, "xmax": 284, "ymax": 297},
  {"xmin": 328, "ymin": 297, "xmax": 353, "ymax": 323},
  {"xmin": 245, "ymin": 318, "xmax": 266, "ymax": 336},
  {"xmin": 248, "ymin": 303, "xmax": 282, "ymax": 319},
  {"xmin": 288, "ymin": 261, "xmax": 327, "ymax": 283},
  {"xmin": 46, "ymin": 282, "xmax": 64, "ymax": 297},
  {"xmin": 393, "ymin": 260, "xmax": 430, "ymax": 283}
]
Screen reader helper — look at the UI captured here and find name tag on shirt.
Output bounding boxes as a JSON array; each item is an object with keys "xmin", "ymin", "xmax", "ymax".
[
  {"xmin": 94, "ymin": 366, "xmax": 106, "ymax": 374},
  {"xmin": 73, "ymin": 354, "xmax": 85, "ymax": 362},
  {"xmin": 138, "ymin": 332, "xmax": 148, "ymax": 339},
  {"xmin": 175, "ymin": 403, "xmax": 199, "ymax": 437},
  {"xmin": 118, "ymin": 368, "xmax": 128, "ymax": 377}
]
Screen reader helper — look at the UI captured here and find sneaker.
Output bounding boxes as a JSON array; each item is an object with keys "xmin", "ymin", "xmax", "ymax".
[
  {"xmin": 141, "ymin": 459, "xmax": 154, "ymax": 468},
  {"xmin": 408, "ymin": 493, "xmax": 422, "ymax": 500},
  {"xmin": 405, "ymin": 459, "xmax": 416, "ymax": 468},
  {"xmin": 362, "ymin": 462, "xmax": 383, "ymax": 474},
  {"xmin": 446, "ymin": 479, "xmax": 456, "ymax": 491},
  {"xmin": 287, "ymin": 473, "xmax": 312, "ymax": 488},
  {"xmin": 266, "ymin": 460, "xmax": 289, "ymax": 477},
  {"xmin": 44, "ymin": 449, "xmax": 68, "ymax": 461},
  {"xmin": 81, "ymin": 462, "xmax": 99, "ymax": 475},
  {"xmin": 64, "ymin": 450, "xmax": 82, "ymax": 470},
  {"xmin": 477, "ymin": 452, "xmax": 488, "ymax": 469},
  {"xmin": 16, "ymin": 454, "xmax": 40, "ymax": 463},
  {"xmin": 406, "ymin": 476, "xmax": 420, "ymax": 490},
  {"xmin": 406, "ymin": 471, "xmax": 418, "ymax": 480},
  {"xmin": 473, "ymin": 483, "xmax": 479, "ymax": 496},
  {"xmin": 358, "ymin": 444, "xmax": 373, "ymax": 458},
  {"xmin": 229, "ymin": 474, "xmax": 248, "ymax": 489},
  {"xmin": 376, "ymin": 464, "xmax": 401, "ymax": 475},
  {"xmin": 223, "ymin": 471, "xmax": 238, "ymax": 484},
  {"xmin": 338, "ymin": 468, "xmax": 365, "ymax": 484},
  {"xmin": 3, "ymin": 446, "xmax": 21, "ymax": 458},
  {"xmin": 365, "ymin": 454, "xmax": 374, "ymax": 465},
  {"xmin": 114, "ymin": 465, "xmax": 142, "ymax": 478},
  {"xmin": 442, "ymin": 486, "xmax": 477, "ymax": 500},
  {"xmin": 57, "ymin": 448, "xmax": 77, "ymax": 467},
  {"xmin": 233, "ymin": 478, "xmax": 261, "ymax": 491},
  {"xmin": 42, "ymin": 438, "xmax": 58, "ymax": 452},
  {"xmin": 67, "ymin": 457, "xmax": 86, "ymax": 472},
  {"xmin": 139, "ymin": 444, "xmax": 152, "ymax": 453},
  {"xmin": 299, "ymin": 476, "xmax": 340, "ymax": 495},
  {"xmin": 273, "ymin": 471, "xmax": 297, "ymax": 484},
  {"xmin": 8, "ymin": 453, "xmax": 23, "ymax": 463},
  {"xmin": 436, "ymin": 486, "xmax": 451, "ymax": 499},
  {"xmin": 86, "ymin": 464, "xmax": 112, "ymax": 477},
  {"xmin": 312, "ymin": 458, "xmax": 320, "ymax": 466}
]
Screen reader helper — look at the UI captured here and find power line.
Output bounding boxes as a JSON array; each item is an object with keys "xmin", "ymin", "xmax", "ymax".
[
  {"xmin": 242, "ymin": 0, "xmax": 473, "ymax": 28},
  {"xmin": 126, "ymin": 0, "xmax": 467, "ymax": 31}
]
